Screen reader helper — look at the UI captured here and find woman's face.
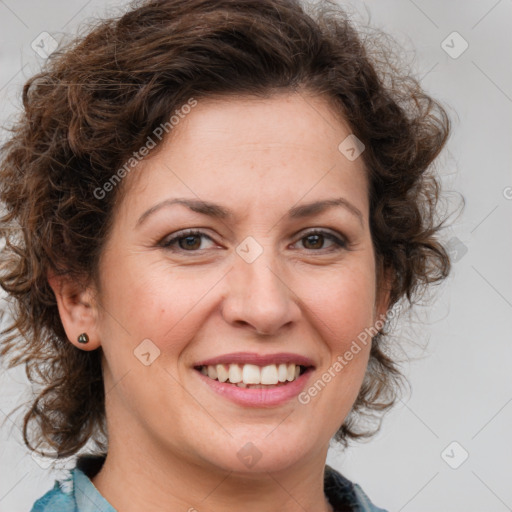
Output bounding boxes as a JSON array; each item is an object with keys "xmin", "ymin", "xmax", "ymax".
[{"xmin": 90, "ymin": 92, "xmax": 388, "ymax": 473}]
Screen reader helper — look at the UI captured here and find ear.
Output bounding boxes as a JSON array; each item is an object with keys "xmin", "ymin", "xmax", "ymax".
[{"xmin": 47, "ymin": 270, "xmax": 101, "ymax": 351}]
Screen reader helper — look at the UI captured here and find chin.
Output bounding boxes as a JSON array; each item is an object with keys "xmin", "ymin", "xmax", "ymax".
[{"xmin": 200, "ymin": 430, "xmax": 319, "ymax": 475}]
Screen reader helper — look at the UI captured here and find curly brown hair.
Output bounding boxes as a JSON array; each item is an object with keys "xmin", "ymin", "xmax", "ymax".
[{"xmin": 0, "ymin": 0, "xmax": 451, "ymax": 458}]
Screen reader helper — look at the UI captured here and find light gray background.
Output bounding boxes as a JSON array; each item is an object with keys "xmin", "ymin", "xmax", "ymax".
[{"xmin": 1, "ymin": 1, "xmax": 511, "ymax": 511}]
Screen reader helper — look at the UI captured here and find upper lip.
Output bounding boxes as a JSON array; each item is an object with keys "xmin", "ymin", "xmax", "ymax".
[{"xmin": 194, "ymin": 352, "xmax": 315, "ymax": 368}]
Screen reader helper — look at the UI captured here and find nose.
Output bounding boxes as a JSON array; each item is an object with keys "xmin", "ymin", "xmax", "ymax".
[{"xmin": 221, "ymin": 249, "xmax": 301, "ymax": 336}]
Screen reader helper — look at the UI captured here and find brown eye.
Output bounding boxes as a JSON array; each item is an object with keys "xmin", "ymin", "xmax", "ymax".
[
  {"xmin": 302, "ymin": 233, "xmax": 324, "ymax": 249},
  {"xmin": 161, "ymin": 230, "xmax": 214, "ymax": 251},
  {"xmin": 178, "ymin": 235, "xmax": 202, "ymax": 250},
  {"xmin": 296, "ymin": 230, "xmax": 347, "ymax": 251}
]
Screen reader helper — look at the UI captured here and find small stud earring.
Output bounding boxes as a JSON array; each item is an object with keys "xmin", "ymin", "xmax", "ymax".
[{"xmin": 77, "ymin": 333, "xmax": 89, "ymax": 344}]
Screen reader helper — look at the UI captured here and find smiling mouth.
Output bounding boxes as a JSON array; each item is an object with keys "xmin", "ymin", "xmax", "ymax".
[{"xmin": 194, "ymin": 363, "xmax": 311, "ymax": 388}]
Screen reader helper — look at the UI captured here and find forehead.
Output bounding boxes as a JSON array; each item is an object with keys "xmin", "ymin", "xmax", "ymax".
[{"xmin": 117, "ymin": 92, "xmax": 369, "ymax": 221}]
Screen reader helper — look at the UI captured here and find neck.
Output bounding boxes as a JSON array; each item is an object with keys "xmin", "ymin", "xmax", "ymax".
[{"xmin": 91, "ymin": 433, "xmax": 333, "ymax": 512}]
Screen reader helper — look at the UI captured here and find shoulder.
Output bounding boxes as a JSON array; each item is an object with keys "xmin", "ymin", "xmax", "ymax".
[
  {"xmin": 30, "ymin": 477, "xmax": 76, "ymax": 512},
  {"xmin": 324, "ymin": 464, "xmax": 388, "ymax": 512},
  {"xmin": 30, "ymin": 455, "xmax": 114, "ymax": 512}
]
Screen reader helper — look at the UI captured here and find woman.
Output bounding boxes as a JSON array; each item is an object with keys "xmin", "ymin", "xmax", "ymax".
[{"xmin": 0, "ymin": 0, "xmax": 451, "ymax": 510}]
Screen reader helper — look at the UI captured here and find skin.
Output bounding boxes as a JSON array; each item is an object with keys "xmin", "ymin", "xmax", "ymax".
[{"xmin": 50, "ymin": 91, "xmax": 390, "ymax": 512}]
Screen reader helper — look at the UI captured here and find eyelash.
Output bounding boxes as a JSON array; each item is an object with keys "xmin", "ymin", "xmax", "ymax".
[{"xmin": 160, "ymin": 228, "xmax": 348, "ymax": 253}]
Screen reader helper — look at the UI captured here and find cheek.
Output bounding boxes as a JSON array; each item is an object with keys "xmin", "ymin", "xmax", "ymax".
[
  {"xmin": 101, "ymin": 260, "xmax": 223, "ymax": 351},
  {"xmin": 295, "ymin": 268, "xmax": 376, "ymax": 424},
  {"xmin": 297, "ymin": 260, "xmax": 376, "ymax": 398},
  {"xmin": 302, "ymin": 263, "xmax": 377, "ymax": 346}
]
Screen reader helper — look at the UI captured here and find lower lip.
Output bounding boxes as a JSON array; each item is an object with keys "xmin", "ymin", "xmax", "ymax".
[{"xmin": 195, "ymin": 369, "xmax": 314, "ymax": 407}]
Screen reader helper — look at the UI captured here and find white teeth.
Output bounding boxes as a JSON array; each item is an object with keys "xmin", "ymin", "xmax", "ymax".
[
  {"xmin": 228, "ymin": 364, "xmax": 243, "ymax": 383},
  {"xmin": 207, "ymin": 365, "xmax": 217, "ymax": 380},
  {"xmin": 200, "ymin": 362, "xmax": 306, "ymax": 385},
  {"xmin": 260, "ymin": 364, "xmax": 279, "ymax": 385},
  {"xmin": 286, "ymin": 363, "xmax": 295, "ymax": 381},
  {"xmin": 277, "ymin": 363, "xmax": 288, "ymax": 382},
  {"xmin": 243, "ymin": 364, "xmax": 261, "ymax": 384},
  {"xmin": 216, "ymin": 364, "xmax": 229, "ymax": 383}
]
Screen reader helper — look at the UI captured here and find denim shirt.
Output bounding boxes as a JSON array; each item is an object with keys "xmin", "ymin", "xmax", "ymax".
[{"xmin": 30, "ymin": 455, "xmax": 388, "ymax": 512}]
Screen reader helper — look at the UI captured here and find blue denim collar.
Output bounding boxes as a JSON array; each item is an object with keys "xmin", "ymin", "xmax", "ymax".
[{"xmin": 71, "ymin": 467, "xmax": 116, "ymax": 512}]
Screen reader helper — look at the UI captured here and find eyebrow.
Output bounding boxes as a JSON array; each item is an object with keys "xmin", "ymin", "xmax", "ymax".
[{"xmin": 136, "ymin": 197, "xmax": 364, "ymax": 227}]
